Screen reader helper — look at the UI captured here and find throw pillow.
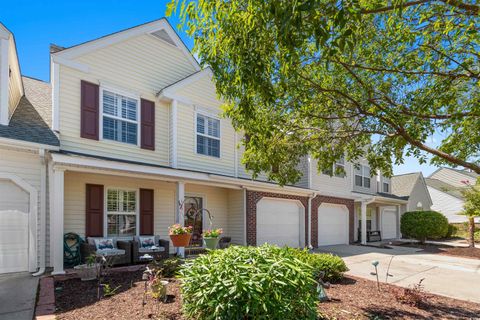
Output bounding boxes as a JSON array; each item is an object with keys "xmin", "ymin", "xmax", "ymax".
[
  {"xmin": 95, "ymin": 238, "xmax": 114, "ymax": 250},
  {"xmin": 139, "ymin": 236, "xmax": 156, "ymax": 248}
]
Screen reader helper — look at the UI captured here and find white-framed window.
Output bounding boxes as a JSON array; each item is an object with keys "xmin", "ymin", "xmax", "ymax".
[
  {"xmin": 102, "ymin": 89, "xmax": 138, "ymax": 145},
  {"xmin": 196, "ymin": 113, "xmax": 220, "ymax": 157},
  {"xmin": 322, "ymin": 157, "xmax": 346, "ymax": 178},
  {"xmin": 106, "ymin": 188, "xmax": 137, "ymax": 237},
  {"xmin": 382, "ymin": 179, "xmax": 390, "ymax": 193},
  {"xmin": 354, "ymin": 165, "xmax": 371, "ymax": 188}
]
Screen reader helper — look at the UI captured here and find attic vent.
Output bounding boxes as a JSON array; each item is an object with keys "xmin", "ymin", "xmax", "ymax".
[{"xmin": 150, "ymin": 30, "xmax": 177, "ymax": 47}]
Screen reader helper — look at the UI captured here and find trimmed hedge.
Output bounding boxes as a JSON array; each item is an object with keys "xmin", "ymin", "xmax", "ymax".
[
  {"xmin": 289, "ymin": 248, "xmax": 348, "ymax": 282},
  {"xmin": 401, "ymin": 211, "xmax": 449, "ymax": 243},
  {"xmin": 178, "ymin": 245, "xmax": 318, "ymax": 319}
]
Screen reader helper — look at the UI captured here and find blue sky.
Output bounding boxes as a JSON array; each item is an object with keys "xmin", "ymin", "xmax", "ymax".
[{"xmin": 0, "ymin": 0, "xmax": 442, "ymax": 176}]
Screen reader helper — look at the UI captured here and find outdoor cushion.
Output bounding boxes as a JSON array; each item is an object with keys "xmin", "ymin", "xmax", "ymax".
[
  {"xmin": 94, "ymin": 238, "xmax": 115, "ymax": 250},
  {"xmin": 138, "ymin": 236, "xmax": 156, "ymax": 248},
  {"xmin": 139, "ymin": 247, "xmax": 165, "ymax": 253},
  {"xmin": 96, "ymin": 248, "xmax": 126, "ymax": 256}
]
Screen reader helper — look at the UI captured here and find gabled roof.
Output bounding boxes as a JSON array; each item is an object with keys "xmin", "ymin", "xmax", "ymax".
[
  {"xmin": 0, "ymin": 76, "xmax": 59, "ymax": 146},
  {"xmin": 157, "ymin": 67, "xmax": 213, "ymax": 97},
  {"xmin": 425, "ymin": 178, "xmax": 464, "ymax": 199},
  {"xmin": 392, "ymin": 172, "xmax": 422, "ymax": 197},
  {"xmin": 52, "ymin": 18, "xmax": 200, "ymax": 72}
]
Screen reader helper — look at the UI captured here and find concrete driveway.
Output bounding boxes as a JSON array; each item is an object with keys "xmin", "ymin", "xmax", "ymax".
[
  {"xmin": 0, "ymin": 272, "xmax": 39, "ymax": 320},
  {"xmin": 316, "ymin": 244, "xmax": 480, "ymax": 304}
]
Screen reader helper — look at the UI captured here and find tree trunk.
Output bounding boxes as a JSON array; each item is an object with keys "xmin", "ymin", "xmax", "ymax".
[{"xmin": 468, "ymin": 216, "xmax": 475, "ymax": 248}]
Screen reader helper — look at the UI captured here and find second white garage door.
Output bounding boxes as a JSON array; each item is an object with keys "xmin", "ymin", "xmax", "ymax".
[
  {"xmin": 381, "ymin": 208, "xmax": 398, "ymax": 239},
  {"xmin": 318, "ymin": 203, "xmax": 349, "ymax": 246},
  {"xmin": 256, "ymin": 198, "xmax": 304, "ymax": 248}
]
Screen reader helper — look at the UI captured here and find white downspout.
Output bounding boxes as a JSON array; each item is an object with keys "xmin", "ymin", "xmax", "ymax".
[
  {"xmin": 32, "ymin": 149, "xmax": 47, "ymax": 276},
  {"xmin": 307, "ymin": 192, "xmax": 317, "ymax": 248}
]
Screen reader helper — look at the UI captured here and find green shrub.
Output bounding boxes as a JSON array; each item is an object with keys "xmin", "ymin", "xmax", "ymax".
[
  {"xmin": 178, "ymin": 245, "xmax": 318, "ymax": 320},
  {"xmin": 446, "ymin": 224, "xmax": 459, "ymax": 238},
  {"xmin": 401, "ymin": 211, "xmax": 449, "ymax": 243},
  {"xmin": 152, "ymin": 257, "xmax": 184, "ymax": 278},
  {"xmin": 288, "ymin": 248, "xmax": 348, "ymax": 282}
]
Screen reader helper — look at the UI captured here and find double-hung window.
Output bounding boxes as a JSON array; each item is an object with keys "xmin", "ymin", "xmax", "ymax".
[
  {"xmin": 102, "ymin": 90, "xmax": 138, "ymax": 145},
  {"xmin": 354, "ymin": 165, "xmax": 371, "ymax": 188},
  {"xmin": 106, "ymin": 189, "xmax": 137, "ymax": 237},
  {"xmin": 196, "ymin": 113, "xmax": 220, "ymax": 157},
  {"xmin": 322, "ymin": 157, "xmax": 346, "ymax": 178},
  {"xmin": 382, "ymin": 178, "xmax": 390, "ymax": 193}
]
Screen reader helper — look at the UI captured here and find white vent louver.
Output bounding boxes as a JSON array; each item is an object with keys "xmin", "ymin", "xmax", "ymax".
[{"xmin": 150, "ymin": 29, "xmax": 177, "ymax": 47}]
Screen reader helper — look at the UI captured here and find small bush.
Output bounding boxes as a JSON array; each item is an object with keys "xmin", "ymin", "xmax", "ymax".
[
  {"xmin": 401, "ymin": 211, "xmax": 449, "ymax": 243},
  {"xmin": 178, "ymin": 245, "xmax": 318, "ymax": 320},
  {"xmin": 446, "ymin": 224, "xmax": 459, "ymax": 238},
  {"xmin": 288, "ymin": 249, "xmax": 348, "ymax": 282}
]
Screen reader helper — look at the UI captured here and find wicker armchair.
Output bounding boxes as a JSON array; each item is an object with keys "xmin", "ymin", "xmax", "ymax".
[
  {"xmin": 132, "ymin": 236, "xmax": 169, "ymax": 263},
  {"xmin": 80, "ymin": 238, "xmax": 132, "ymax": 266}
]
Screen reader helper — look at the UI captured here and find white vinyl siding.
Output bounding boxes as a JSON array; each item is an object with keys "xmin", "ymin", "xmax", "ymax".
[
  {"xmin": 323, "ymin": 157, "xmax": 346, "ymax": 178},
  {"xmin": 427, "ymin": 186, "xmax": 467, "ymax": 223},
  {"xmin": 310, "ymin": 158, "xmax": 353, "ymax": 197},
  {"xmin": 59, "ymin": 33, "xmax": 195, "ymax": 166},
  {"xmin": 227, "ymin": 189, "xmax": 245, "ymax": 245},
  {"xmin": 7, "ymin": 38, "xmax": 22, "ymax": 119},
  {"xmin": 0, "ymin": 148, "xmax": 42, "ymax": 267},
  {"xmin": 196, "ymin": 113, "xmax": 220, "ymax": 157}
]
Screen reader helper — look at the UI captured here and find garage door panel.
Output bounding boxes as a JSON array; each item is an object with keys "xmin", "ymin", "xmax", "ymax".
[
  {"xmin": 0, "ymin": 206, "xmax": 29, "ymax": 273},
  {"xmin": 256, "ymin": 199, "xmax": 303, "ymax": 248},
  {"xmin": 318, "ymin": 204, "xmax": 349, "ymax": 246},
  {"xmin": 382, "ymin": 210, "xmax": 397, "ymax": 239}
]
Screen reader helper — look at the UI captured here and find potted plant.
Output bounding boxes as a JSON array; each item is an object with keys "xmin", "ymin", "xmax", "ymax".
[
  {"xmin": 74, "ymin": 254, "xmax": 99, "ymax": 281},
  {"xmin": 202, "ymin": 228, "xmax": 223, "ymax": 250},
  {"xmin": 169, "ymin": 224, "xmax": 193, "ymax": 247}
]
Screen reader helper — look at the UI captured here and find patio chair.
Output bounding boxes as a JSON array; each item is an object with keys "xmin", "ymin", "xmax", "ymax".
[
  {"xmin": 80, "ymin": 237, "xmax": 132, "ymax": 266},
  {"xmin": 132, "ymin": 236, "xmax": 169, "ymax": 263}
]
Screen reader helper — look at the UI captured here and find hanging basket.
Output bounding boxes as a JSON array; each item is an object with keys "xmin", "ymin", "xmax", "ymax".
[
  {"xmin": 203, "ymin": 237, "xmax": 220, "ymax": 250},
  {"xmin": 170, "ymin": 233, "xmax": 192, "ymax": 247}
]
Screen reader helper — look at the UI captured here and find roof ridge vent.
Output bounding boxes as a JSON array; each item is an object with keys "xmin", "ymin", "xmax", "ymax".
[{"xmin": 150, "ymin": 29, "xmax": 177, "ymax": 47}]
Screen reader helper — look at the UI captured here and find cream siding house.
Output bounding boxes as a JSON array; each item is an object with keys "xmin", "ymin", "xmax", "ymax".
[{"xmin": 0, "ymin": 18, "xmax": 408, "ymax": 276}]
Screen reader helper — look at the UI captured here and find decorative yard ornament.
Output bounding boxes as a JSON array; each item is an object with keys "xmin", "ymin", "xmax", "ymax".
[{"xmin": 317, "ymin": 271, "xmax": 331, "ymax": 302}]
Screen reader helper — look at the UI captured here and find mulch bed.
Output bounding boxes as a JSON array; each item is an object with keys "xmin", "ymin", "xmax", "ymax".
[
  {"xmin": 55, "ymin": 270, "xmax": 480, "ymax": 320},
  {"xmin": 399, "ymin": 242, "xmax": 480, "ymax": 260}
]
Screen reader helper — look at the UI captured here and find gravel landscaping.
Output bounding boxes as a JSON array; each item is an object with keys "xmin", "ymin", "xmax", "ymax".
[
  {"xmin": 54, "ymin": 269, "xmax": 480, "ymax": 320},
  {"xmin": 399, "ymin": 242, "xmax": 480, "ymax": 260}
]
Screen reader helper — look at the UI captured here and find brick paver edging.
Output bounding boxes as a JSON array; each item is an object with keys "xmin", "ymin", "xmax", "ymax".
[{"xmin": 35, "ymin": 277, "xmax": 55, "ymax": 320}]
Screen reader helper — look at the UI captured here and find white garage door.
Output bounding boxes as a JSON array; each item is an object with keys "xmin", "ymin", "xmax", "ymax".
[
  {"xmin": 318, "ymin": 203, "xmax": 349, "ymax": 246},
  {"xmin": 0, "ymin": 181, "xmax": 29, "ymax": 274},
  {"xmin": 382, "ymin": 209, "xmax": 397, "ymax": 239},
  {"xmin": 257, "ymin": 198, "xmax": 303, "ymax": 247}
]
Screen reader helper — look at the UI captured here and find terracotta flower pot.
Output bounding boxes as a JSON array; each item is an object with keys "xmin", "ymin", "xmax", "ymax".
[
  {"xmin": 203, "ymin": 237, "xmax": 220, "ymax": 250},
  {"xmin": 170, "ymin": 233, "xmax": 192, "ymax": 247}
]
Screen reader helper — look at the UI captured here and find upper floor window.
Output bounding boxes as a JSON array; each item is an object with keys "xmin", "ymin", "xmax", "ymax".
[
  {"xmin": 196, "ymin": 113, "xmax": 220, "ymax": 157},
  {"xmin": 355, "ymin": 165, "xmax": 371, "ymax": 188},
  {"xmin": 322, "ymin": 157, "xmax": 346, "ymax": 178},
  {"xmin": 102, "ymin": 90, "xmax": 138, "ymax": 145},
  {"xmin": 382, "ymin": 179, "xmax": 390, "ymax": 193},
  {"xmin": 106, "ymin": 188, "xmax": 137, "ymax": 237}
]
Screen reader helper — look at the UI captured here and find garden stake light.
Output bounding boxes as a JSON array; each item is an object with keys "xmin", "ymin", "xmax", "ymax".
[{"xmin": 371, "ymin": 260, "xmax": 380, "ymax": 290}]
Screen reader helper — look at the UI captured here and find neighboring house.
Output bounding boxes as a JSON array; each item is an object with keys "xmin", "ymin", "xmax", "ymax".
[
  {"xmin": 0, "ymin": 19, "xmax": 408, "ymax": 276},
  {"xmin": 392, "ymin": 172, "xmax": 432, "ymax": 212},
  {"xmin": 426, "ymin": 167, "xmax": 479, "ymax": 223},
  {"xmin": 0, "ymin": 23, "xmax": 59, "ymax": 274}
]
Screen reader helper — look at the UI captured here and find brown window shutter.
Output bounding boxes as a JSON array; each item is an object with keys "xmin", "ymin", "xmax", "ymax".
[
  {"xmin": 140, "ymin": 99, "xmax": 155, "ymax": 150},
  {"xmin": 80, "ymin": 80, "xmax": 100, "ymax": 140},
  {"xmin": 86, "ymin": 184, "xmax": 104, "ymax": 237},
  {"xmin": 140, "ymin": 188, "xmax": 154, "ymax": 235}
]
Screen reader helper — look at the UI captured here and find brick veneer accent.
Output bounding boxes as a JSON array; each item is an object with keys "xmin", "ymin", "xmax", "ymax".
[
  {"xmin": 311, "ymin": 195, "xmax": 355, "ymax": 247},
  {"xmin": 246, "ymin": 190, "xmax": 309, "ymax": 246}
]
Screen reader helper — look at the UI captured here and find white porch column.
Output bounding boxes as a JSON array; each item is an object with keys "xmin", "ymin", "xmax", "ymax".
[
  {"xmin": 396, "ymin": 204, "xmax": 402, "ymax": 239},
  {"xmin": 175, "ymin": 181, "xmax": 185, "ymax": 257},
  {"xmin": 361, "ymin": 201, "xmax": 368, "ymax": 245},
  {"xmin": 51, "ymin": 167, "xmax": 65, "ymax": 275}
]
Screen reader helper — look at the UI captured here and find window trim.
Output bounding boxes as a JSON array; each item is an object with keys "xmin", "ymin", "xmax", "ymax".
[
  {"xmin": 99, "ymin": 85, "xmax": 141, "ymax": 147},
  {"xmin": 322, "ymin": 158, "xmax": 346, "ymax": 178},
  {"xmin": 194, "ymin": 110, "xmax": 221, "ymax": 158},
  {"xmin": 104, "ymin": 187, "xmax": 139, "ymax": 238},
  {"xmin": 354, "ymin": 165, "xmax": 371, "ymax": 189},
  {"xmin": 382, "ymin": 179, "xmax": 390, "ymax": 193}
]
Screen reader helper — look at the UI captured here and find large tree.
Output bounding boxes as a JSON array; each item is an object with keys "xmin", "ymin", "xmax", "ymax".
[
  {"xmin": 461, "ymin": 178, "xmax": 480, "ymax": 247},
  {"xmin": 169, "ymin": 0, "xmax": 480, "ymax": 185}
]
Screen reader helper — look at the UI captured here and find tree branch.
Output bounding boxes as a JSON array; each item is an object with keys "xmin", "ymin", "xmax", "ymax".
[{"xmin": 360, "ymin": 0, "xmax": 479, "ymax": 15}]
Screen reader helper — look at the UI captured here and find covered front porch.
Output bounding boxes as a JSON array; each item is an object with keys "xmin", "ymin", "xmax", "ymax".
[
  {"xmin": 49, "ymin": 152, "xmax": 246, "ymax": 275},
  {"xmin": 354, "ymin": 194, "xmax": 408, "ymax": 245}
]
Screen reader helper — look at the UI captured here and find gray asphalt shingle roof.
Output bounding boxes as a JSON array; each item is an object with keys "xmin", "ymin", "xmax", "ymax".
[
  {"xmin": 391, "ymin": 172, "xmax": 422, "ymax": 197},
  {"xmin": 0, "ymin": 76, "xmax": 59, "ymax": 146}
]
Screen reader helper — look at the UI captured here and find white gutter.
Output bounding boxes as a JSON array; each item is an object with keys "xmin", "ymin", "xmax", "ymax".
[{"xmin": 32, "ymin": 149, "xmax": 47, "ymax": 276}]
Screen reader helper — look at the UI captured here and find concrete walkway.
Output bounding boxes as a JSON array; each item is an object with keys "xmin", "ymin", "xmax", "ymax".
[
  {"xmin": 0, "ymin": 272, "xmax": 39, "ymax": 320},
  {"xmin": 316, "ymin": 245, "xmax": 480, "ymax": 304}
]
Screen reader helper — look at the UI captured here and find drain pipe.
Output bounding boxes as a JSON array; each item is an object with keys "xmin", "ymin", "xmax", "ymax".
[
  {"xmin": 33, "ymin": 149, "xmax": 47, "ymax": 277},
  {"xmin": 307, "ymin": 192, "xmax": 317, "ymax": 249}
]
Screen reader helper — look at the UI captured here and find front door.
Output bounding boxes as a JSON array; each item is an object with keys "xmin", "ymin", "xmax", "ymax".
[{"xmin": 184, "ymin": 196, "xmax": 203, "ymax": 247}]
